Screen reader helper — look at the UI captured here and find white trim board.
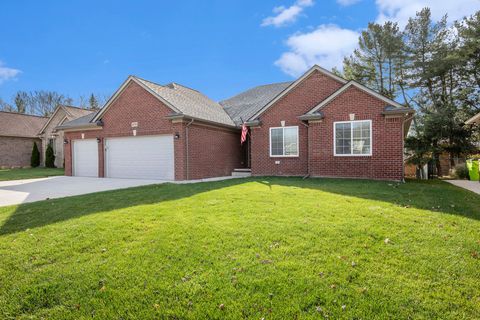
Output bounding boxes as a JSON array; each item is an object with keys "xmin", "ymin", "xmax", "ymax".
[
  {"xmin": 333, "ymin": 120, "xmax": 372, "ymax": 157},
  {"xmin": 91, "ymin": 76, "xmax": 181, "ymax": 123},
  {"xmin": 38, "ymin": 105, "xmax": 65, "ymax": 134},
  {"xmin": 249, "ymin": 65, "xmax": 347, "ymax": 121},
  {"xmin": 308, "ymin": 81, "xmax": 406, "ymax": 114},
  {"xmin": 269, "ymin": 126, "xmax": 299, "ymax": 157}
]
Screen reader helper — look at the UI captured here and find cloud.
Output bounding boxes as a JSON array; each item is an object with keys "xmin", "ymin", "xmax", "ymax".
[
  {"xmin": 0, "ymin": 61, "xmax": 21, "ymax": 84},
  {"xmin": 337, "ymin": 0, "xmax": 361, "ymax": 6},
  {"xmin": 275, "ymin": 24, "xmax": 359, "ymax": 77},
  {"xmin": 376, "ymin": 0, "xmax": 480, "ymax": 27},
  {"xmin": 261, "ymin": 0, "xmax": 315, "ymax": 27}
]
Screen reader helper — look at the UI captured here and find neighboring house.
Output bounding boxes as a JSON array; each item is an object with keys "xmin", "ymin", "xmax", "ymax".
[
  {"xmin": 0, "ymin": 111, "xmax": 48, "ymax": 168},
  {"xmin": 466, "ymin": 112, "xmax": 480, "ymax": 150},
  {"xmin": 58, "ymin": 65, "xmax": 414, "ymax": 181},
  {"xmin": 466, "ymin": 112, "xmax": 480, "ymax": 125},
  {"xmin": 38, "ymin": 105, "xmax": 93, "ymax": 168}
]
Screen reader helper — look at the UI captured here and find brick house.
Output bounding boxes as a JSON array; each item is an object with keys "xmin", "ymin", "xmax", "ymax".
[
  {"xmin": 0, "ymin": 106, "xmax": 92, "ymax": 169},
  {"xmin": 0, "ymin": 111, "xmax": 48, "ymax": 168},
  {"xmin": 59, "ymin": 65, "xmax": 414, "ymax": 181}
]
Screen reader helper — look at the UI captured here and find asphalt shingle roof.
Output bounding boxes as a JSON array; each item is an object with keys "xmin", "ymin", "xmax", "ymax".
[
  {"xmin": 135, "ymin": 77, "xmax": 235, "ymax": 126},
  {"xmin": 63, "ymin": 106, "xmax": 94, "ymax": 120},
  {"xmin": 0, "ymin": 111, "xmax": 48, "ymax": 138},
  {"xmin": 58, "ymin": 78, "xmax": 295, "ymax": 130},
  {"xmin": 219, "ymin": 82, "xmax": 293, "ymax": 125},
  {"xmin": 56, "ymin": 112, "xmax": 98, "ymax": 129}
]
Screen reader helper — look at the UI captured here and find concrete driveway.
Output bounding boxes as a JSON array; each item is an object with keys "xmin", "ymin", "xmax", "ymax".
[
  {"xmin": 0, "ymin": 176, "xmax": 167, "ymax": 207},
  {"xmin": 446, "ymin": 180, "xmax": 480, "ymax": 195}
]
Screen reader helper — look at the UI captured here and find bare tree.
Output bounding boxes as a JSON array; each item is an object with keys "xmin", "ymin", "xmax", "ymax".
[
  {"xmin": 26, "ymin": 91, "xmax": 73, "ymax": 116},
  {"xmin": 0, "ymin": 98, "xmax": 14, "ymax": 112},
  {"xmin": 14, "ymin": 91, "xmax": 28, "ymax": 113}
]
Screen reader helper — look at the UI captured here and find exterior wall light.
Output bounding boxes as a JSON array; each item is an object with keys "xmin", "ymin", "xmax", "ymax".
[
  {"xmin": 63, "ymin": 139, "xmax": 69, "ymax": 144},
  {"xmin": 96, "ymin": 137, "xmax": 102, "ymax": 143},
  {"xmin": 174, "ymin": 132, "xmax": 180, "ymax": 139}
]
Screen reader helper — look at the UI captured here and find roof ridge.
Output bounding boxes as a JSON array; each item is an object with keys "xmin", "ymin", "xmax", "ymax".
[
  {"xmin": 132, "ymin": 76, "xmax": 165, "ymax": 88},
  {"xmin": 62, "ymin": 105, "xmax": 90, "ymax": 111},
  {"xmin": 219, "ymin": 81, "xmax": 294, "ymax": 103},
  {"xmin": 167, "ymin": 82, "xmax": 201, "ymax": 93},
  {"xmin": 0, "ymin": 111, "xmax": 49, "ymax": 118}
]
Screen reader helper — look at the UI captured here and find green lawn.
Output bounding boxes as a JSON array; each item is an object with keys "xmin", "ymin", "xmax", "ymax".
[
  {"xmin": 0, "ymin": 178, "xmax": 479, "ymax": 319},
  {"xmin": 0, "ymin": 167, "xmax": 64, "ymax": 181}
]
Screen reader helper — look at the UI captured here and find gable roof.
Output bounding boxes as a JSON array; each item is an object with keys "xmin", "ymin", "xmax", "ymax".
[
  {"xmin": 220, "ymin": 82, "xmax": 292, "ymax": 125},
  {"xmin": 63, "ymin": 105, "xmax": 93, "ymax": 119},
  {"xmin": 136, "ymin": 78, "xmax": 235, "ymax": 126},
  {"xmin": 91, "ymin": 76, "xmax": 235, "ymax": 127},
  {"xmin": 0, "ymin": 111, "xmax": 48, "ymax": 138},
  {"xmin": 306, "ymin": 80, "xmax": 413, "ymax": 115},
  {"xmin": 39, "ymin": 105, "xmax": 93, "ymax": 134},
  {"xmin": 56, "ymin": 112, "xmax": 99, "ymax": 130},
  {"xmin": 247, "ymin": 65, "xmax": 348, "ymax": 121}
]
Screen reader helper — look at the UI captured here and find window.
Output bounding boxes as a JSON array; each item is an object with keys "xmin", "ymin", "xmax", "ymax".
[
  {"xmin": 270, "ymin": 126, "xmax": 299, "ymax": 157},
  {"xmin": 334, "ymin": 120, "xmax": 371, "ymax": 156}
]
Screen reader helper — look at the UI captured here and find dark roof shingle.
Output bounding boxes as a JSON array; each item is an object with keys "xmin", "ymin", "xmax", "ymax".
[{"xmin": 219, "ymin": 82, "xmax": 293, "ymax": 125}]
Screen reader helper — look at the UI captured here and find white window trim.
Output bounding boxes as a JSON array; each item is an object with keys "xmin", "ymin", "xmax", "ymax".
[
  {"xmin": 333, "ymin": 120, "xmax": 372, "ymax": 157},
  {"xmin": 269, "ymin": 126, "xmax": 299, "ymax": 157}
]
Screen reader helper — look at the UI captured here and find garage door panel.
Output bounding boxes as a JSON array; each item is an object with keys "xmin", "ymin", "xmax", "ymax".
[
  {"xmin": 73, "ymin": 139, "xmax": 98, "ymax": 177},
  {"xmin": 105, "ymin": 135, "xmax": 174, "ymax": 180}
]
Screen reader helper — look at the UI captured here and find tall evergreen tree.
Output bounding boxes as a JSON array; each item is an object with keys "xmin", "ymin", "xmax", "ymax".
[
  {"xmin": 89, "ymin": 94, "xmax": 99, "ymax": 110},
  {"xmin": 45, "ymin": 144, "xmax": 55, "ymax": 168},
  {"xmin": 342, "ymin": 21, "xmax": 404, "ymax": 99},
  {"xmin": 30, "ymin": 142, "xmax": 40, "ymax": 168}
]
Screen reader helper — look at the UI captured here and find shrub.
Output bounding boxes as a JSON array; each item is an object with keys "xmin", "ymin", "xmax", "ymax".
[
  {"xmin": 30, "ymin": 142, "xmax": 40, "ymax": 167},
  {"xmin": 453, "ymin": 163, "xmax": 469, "ymax": 179},
  {"xmin": 45, "ymin": 144, "xmax": 56, "ymax": 168}
]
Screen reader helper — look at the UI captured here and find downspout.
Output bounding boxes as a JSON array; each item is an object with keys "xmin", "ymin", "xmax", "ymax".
[
  {"xmin": 185, "ymin": 119, "xmax": 194, "ymax": 180},
  {"xmin": 300, "ymin": 121, "xmax": 310, "ymax": 179}
]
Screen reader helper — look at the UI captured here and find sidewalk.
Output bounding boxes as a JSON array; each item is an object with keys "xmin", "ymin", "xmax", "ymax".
[{"xmin": 446, "ymin": 180, "xmax": 480, "ymax": 195}]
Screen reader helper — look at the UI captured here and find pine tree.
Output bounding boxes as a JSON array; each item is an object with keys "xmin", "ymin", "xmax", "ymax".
[
  {"xmin": 45, "ymin": 144, "xmax": 55, "ymax": 168},
  {"xmin": 89, "ymin": 94, "xmax": 99, "ymax": 110},
  {"xmin": 342, "ymin": 21, "xmax": 404, "ymax": 99},
  {"xmin": 30, "ymin": 142, "xmax": 40, "ymax": 167}
]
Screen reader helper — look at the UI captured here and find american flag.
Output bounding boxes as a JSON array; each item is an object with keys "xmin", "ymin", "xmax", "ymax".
[{"xmin": 240, "ymin": 122, "xmax": 248, "ymax": 144}]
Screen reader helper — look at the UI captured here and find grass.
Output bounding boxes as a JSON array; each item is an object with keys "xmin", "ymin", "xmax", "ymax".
[
  {"xmin": 0, "ymin": 177, "xmax": 479, "ymax": 319},
  {"xmin": 0, "ymin": 167, "xmax": 64, "ymax": 181}
]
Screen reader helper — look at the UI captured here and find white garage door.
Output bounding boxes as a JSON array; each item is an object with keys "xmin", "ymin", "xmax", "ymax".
[
  {"xmin": 105, "ymin": 135, "xmax": 174, "ymax": 180},
  {"xmin": 73, "ymin": 139, "xmax": 98, "ymax": 177}
]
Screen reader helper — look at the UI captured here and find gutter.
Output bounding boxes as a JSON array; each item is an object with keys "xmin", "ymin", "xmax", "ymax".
[
  {"xmin": 297, "ymin": 112, "xmax": 324, "ymax": 121},
  {"xmin": 382, "ymin": 108, "xmax": 415, "ymax": 116},
  {"xmin": 55, "ymin": 119, "xmax": 104, "ymax": 132},
  {"xmin": 165, "ymin": 113, "xmax": 238, "ymax": 130}
]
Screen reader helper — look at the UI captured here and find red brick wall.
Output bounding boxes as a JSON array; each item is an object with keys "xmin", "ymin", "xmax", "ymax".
[
  {"xmin": 187, "ymin": 123, "xmax": 242, "ymax": 179},
  {"xmin": 64, "ymin": 80, "xmax": 241, "ymax": 180},
  {"xmin": 250, "ymin": 70, "xmax": 343, "ymax": 176},
  {"xmin": 309, "ymin": 86, "xmax": 404, "ymax": 181},
  {"xmin": 250, "ymin": 72, "xmax": 405, "ymax": 181}
]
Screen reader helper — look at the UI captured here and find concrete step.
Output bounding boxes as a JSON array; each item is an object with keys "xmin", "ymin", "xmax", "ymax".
[{"xmin": 232, "ymin": 168, "xmax": 252, "ymax": 177}]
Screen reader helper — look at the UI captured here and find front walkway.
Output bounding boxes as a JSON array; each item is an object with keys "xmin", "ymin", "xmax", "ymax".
[
  {"xmin": 0, "ymin": 175, "xmax": 241, "ymax": 207},
  {"xmin": 446, "ymin": 180, "xmax": 480, "ymax": 195}
]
